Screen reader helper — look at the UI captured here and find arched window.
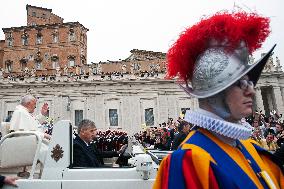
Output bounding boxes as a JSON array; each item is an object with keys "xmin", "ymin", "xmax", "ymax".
[
  {"xmin": 21, "ymin": 32, "xmax": 29, "ymax": 46},
  {"xmin": 5, "ymin": 60, "xmax": 13, "ymax": 72},
  {"xmin": 20, "ymin": 58, "xmax": 28, "ymax": 71},
  {"xmin": 68, "ymin": 28, "xmax": 76, "ymax": 41},
  {"xmin": 51, "ymin": 55, "xmax": 59, "ymax": 69},
  {"xmin": 6, "ymin": 33, "xmax": 13, "ymax": 47},
  {"xmin": 36, "ymin": 33, "xmax": 43, "ymax": 45},
  {"xmin": 52, "ymin": 30, "xmax": 59, "ymax": 43},
  {"xmin": 68, "ymin": 56, "xmax": 76, "ymax": 67},
  {"xmin": 35, "ymin": 60, "xmax": 42, "ymax": 70}
]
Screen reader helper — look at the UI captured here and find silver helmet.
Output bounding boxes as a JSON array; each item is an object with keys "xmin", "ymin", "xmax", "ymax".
[{"xmin": 180, "ymin": 44, "xmax": 276, "ymax": 98}]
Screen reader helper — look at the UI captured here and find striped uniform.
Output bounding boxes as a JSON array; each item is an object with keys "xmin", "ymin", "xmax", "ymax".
[{"xmin": 153, "ymin": 128, "xmax": 284, "ymax": 189}]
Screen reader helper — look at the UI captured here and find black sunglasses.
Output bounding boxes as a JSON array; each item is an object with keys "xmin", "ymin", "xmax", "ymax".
[{"xmin": 235, "ymin": 79, "xmax": 254, "ymax": 90}]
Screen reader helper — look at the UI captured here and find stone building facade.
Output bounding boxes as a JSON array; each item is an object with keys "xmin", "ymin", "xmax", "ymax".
[
  {"xmin": 254, "ymin": 56, "xmax": 284, "ymax": 115},
  {"xmin": 0, "ymin": 53, "xmax": 283, "ymax": 134},
  {"xmin": 0, "ymin": 48, "xmax": 190, "ymax": 134},
  {"xmin": 0, "ymin": 5, "xmax": 88, "ymax": 77},
  {"xmin": 0, "ymin": 76, "xmax": 195, "ymax": 134}
]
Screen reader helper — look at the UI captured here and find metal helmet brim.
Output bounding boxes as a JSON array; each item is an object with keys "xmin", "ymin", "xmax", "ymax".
[
  {"xmin": 247, "ymin": 44, "xmax": 276, "ymax": 85},
  {"xmin": 179, "ymin": 44, "xmax": 276, "ymax": 98}
]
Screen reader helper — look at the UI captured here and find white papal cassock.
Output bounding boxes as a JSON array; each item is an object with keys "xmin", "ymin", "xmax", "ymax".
[{"xmin": 9, "ymin": 104, "xmax": 49, "ymax": 163}]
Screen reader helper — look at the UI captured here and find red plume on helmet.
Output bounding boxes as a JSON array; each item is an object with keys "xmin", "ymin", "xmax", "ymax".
[{"xmin": 166, "ymin": 11, "xmax": 270, "ymax": 82}]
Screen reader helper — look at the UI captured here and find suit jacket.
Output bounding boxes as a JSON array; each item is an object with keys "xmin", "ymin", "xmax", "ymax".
[
  {"xmin": 274, "ymin": 143, "xmax": 284, "ymax": 164},
  {"xmin": 0, "ymin": 175, "xmax": 5, "ymax": 188},
  {"xmin": 171, "ymin": 132, "xmax": 187, "ymax": 150},
  {"xmin": 73, "ymin": 136, "xmax": 118, "ymax": 167}
]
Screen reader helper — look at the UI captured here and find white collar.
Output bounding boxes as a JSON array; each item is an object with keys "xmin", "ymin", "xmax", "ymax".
[
  {"xmin": 185, "ymin": 109, "xmax": 252, "ymax": 140},
  {"xmin": 80, "ymin": 137, "xmax": 90, "ymax": 146},
  {"xmin": 82, "ymin": 139, "xmax": 89, "ymax": 146}
]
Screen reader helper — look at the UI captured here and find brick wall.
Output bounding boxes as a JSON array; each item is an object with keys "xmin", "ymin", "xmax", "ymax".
[
  {"xmin": 26, "ymin": 5, "xmax": 64, "ymax": 26},
  {"xmin": 49, "ymin": 13, "xmax": 64, "ymax": 24},
  {"xmin": 2, "ymin": 24, "xmax": 87, "ymax": 74}
]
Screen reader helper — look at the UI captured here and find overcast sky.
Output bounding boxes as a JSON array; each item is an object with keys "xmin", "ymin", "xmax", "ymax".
[{"xmin": 0, "ymin": 0, "xmax": 283, "ymax": 65}]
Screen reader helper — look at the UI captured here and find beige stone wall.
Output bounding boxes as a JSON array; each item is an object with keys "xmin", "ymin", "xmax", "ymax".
[
  {"xmin": 1, "ymin": 71, "xmax": 284, "ymax": 133},
  {"xmin": 253, "ymin": 71, "xmax": 284, "ymax": 116},
  {"xmin": 0, "ymin": 78, "xmax": 196, "ymax": 134}
]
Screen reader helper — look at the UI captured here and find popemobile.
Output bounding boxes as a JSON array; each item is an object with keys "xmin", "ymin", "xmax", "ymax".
[{"xmin": 0, "ymin": 120, "xmax": 167, "ymax": 189}]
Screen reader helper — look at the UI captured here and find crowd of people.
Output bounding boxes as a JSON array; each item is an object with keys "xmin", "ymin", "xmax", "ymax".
[
  {"xmin": 135, "ymin": 111, "xmax": 284, "ymax": 163},
  {"xmin": 0, "ymin": 63, "xmax": 167, "ymax": 83},
  {"xmin": 135, "ymin": 117, "xmax": 191, "ymax": 151},
  {"xmin": 92, "ymin": 130, "xmax": 128, "ymax": 152},
  {"xmin": 249, "ymin": 111, "xmax": 283, "ymax": 145},
  {"xmin": 0, "ymin": 71, "xmax": 166, "ymax": 83}
]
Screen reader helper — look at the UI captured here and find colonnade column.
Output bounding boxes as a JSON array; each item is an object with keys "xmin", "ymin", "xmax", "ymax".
[
  {"xmin": 254, "ymin": 87, "xmax": 265, "ymax": 112},
  {"xmin": 272, "ymin": 86, "xmax": 284, "ymax": 114}
]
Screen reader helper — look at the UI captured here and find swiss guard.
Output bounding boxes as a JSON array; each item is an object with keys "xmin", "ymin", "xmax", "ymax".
[{"xmin": 153, "ymin": 11, "xmax": 284, "ymax": 189}]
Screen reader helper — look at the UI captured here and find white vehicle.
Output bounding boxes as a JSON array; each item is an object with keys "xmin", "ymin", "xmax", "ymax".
[{"xmin": 0, "ymin": 120, "xmax": 158, "ymax": 189}]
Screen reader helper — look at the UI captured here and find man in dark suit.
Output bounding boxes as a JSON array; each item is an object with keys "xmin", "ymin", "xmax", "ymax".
[
  {"xmin": 171, "ymin": 121, "xmax": 191, "ymax": 150},
  {"xmin": 73, "ymin": 119, "xmax": 122, "ymax": 167},
  {"xmin": 0, "ymin": 175, "xmax": 18, "ymax": 188},
  {"xmin": 274, "ymin": 143, "xmax": 284, "ymax": 164}
]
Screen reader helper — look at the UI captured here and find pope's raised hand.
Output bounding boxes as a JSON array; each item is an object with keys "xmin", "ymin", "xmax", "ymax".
[{"xmin": 41, "ymin": 102, "xmax": 49, "ymax": 116}]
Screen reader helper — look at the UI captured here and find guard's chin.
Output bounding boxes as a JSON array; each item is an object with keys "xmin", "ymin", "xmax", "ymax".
[{"xmin": 242, "ymin": 108, "xmax": 253, "ymax": 118}]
